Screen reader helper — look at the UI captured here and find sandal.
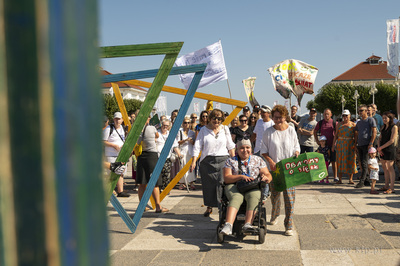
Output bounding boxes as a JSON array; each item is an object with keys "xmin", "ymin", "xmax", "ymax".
[
  {"xmin": 155, "ymin": 207, "xmax": 169, "ymax": 213},
  {"xmin": 179, "ymin": 184, "xmax": 186, "ymax": 190},
  {"xmin": 348, "ymin": 181, "xmax": 355, "ymax": 184},
  {"xmin": 204, "ymin": 207, "xmax": 212, "ymax": 217},
  {"xmin": 335, "ymin": 181, "xmax": 343, "ymax": 184},
  {"xmin": 190, "ymin": 184, "xmax": 196, "ymax": 190},
  {"xmin": 383, "ymin": 189, "xmax": 393, "ymax": 194},
  {"xmin": 378, "ymin": 187, "xmax": 388, "ymax": 191}
]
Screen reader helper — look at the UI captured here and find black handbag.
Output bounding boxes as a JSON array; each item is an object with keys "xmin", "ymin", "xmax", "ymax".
[{"xmin": 235, "ymin": 156, "xmax": 260, "ymax": 194}]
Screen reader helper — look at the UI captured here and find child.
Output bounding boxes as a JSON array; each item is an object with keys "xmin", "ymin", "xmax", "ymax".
[
  {"xmin": 368, "ymin": 147, "xmax": 379, "ymax": 194},
  {"xmin": 316, "ymin": 135, "xmax": 330, "ymax": 183}
]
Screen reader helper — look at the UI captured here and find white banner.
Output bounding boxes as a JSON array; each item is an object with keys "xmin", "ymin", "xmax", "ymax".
[
  {"xmin": 193, "ymin": 102, "xmax": 200, "ymax": 113},
  {"xmin": 268, "ymin": 59, "xmax": 319, "ymax": 106},
  {"xmin": 155, "ymin": 96, "xmax": 167, "ymax": 115},
  {"xmin": 242, "ymin": 77, "xmax": 260, "ymax": 108},
  {"xmin": 175, "ymin": 40, "xmax": 228, "ymax": 89},
  {"xmin": 387, "ymin": 19, "xmax": 400, "ymax": 77}
]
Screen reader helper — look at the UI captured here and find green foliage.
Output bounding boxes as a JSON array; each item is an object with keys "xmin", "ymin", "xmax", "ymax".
[
  {"xmin": 103, "ymin": 94, "xmax": 143, "ymax": 120},
  {"xmin": 310, "ymin": 82, "xmax": 397, "ymax": 116}
]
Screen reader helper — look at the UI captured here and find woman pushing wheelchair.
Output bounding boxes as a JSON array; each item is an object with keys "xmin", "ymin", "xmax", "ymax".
[{"xmin": 220, "ymin": 139, "xmax": 272, "ymax": 235}]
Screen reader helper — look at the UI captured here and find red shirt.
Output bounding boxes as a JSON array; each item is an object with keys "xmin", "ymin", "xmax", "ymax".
[{"xmin": 315, "ymin": 119, "xmax": 336, "ymax": 147}]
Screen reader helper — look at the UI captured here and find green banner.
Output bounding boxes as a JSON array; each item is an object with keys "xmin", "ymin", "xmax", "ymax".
[{"xmin": 271, "ymin": 152, "xmax": 327, "ymax": 191}]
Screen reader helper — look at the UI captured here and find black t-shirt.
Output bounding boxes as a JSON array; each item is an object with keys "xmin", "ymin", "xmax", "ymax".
[
  {"xmin": 231, "ymin": 126, "xmax": 253, "ymax": 143},
  {"xmin": 292, "ymin": 114, "xmax": 301, "ymax": 130}
]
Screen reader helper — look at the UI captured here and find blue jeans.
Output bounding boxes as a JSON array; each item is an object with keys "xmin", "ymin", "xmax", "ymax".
[{"xmin": 254, "ymin": 151, "xmax": 270, "ymax": 198}]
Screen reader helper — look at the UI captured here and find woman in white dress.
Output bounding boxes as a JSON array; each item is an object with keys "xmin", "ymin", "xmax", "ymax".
[{"xmin": 177, "ymin": 116, "xmax": 196, "ymax": 190}]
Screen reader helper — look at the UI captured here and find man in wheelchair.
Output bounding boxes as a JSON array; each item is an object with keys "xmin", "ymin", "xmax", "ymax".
[{"xmin": 219, "ymin": 139, "xmax": 272, "ymax": 237}]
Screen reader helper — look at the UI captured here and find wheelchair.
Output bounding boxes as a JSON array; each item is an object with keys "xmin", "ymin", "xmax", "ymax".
[{"xmin": 216, "ymin": 182, "xmax": 267, "ymax": 244}]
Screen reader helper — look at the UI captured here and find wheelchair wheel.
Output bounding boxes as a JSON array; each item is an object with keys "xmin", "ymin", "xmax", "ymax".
[
  {"xmin": 217, "ymin": 228, "xmax": 225, "ymax": 243},
  {"xmin": 258, "ymin": 228, "xmax": 265, "ymax": 244}
]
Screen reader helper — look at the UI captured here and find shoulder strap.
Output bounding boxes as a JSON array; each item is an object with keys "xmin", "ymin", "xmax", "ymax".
[
  {"xmin": 109, "ymin": 124, "xmax": 114, "ymax": 137},
  {"xmin": 180, "ymin": 130, "xmax": 183, "ymax": 141},
  {"xmin": 114, "ymin": 126, "xmax": 125, "ymax": 142},
  {"xmin": 236, "ymin": 156, "xmax": 243, "ymax": 175}
]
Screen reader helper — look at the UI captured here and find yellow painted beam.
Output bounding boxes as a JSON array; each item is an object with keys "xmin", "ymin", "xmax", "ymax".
[
  {"xmin": 124, "ymin": 79, "xmax": 247, "ymax": 108},
  {"xmin": 111, "ymin": 83, "xmax": 132, "ymax": 131}
]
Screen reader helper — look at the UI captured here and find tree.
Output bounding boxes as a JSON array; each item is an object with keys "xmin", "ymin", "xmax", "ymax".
[
  {"xmin": 307, "ymin": 83, "xmax": 397, "ymax": 116},
  {"xmin": 103, "ymin": 94, "xmax": 143, "ymax": 120}
]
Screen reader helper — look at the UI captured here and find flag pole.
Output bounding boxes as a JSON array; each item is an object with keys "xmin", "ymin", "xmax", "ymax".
[{"xmin": 226, "ymin": 79, "xmax": 234, "ymax": 111}]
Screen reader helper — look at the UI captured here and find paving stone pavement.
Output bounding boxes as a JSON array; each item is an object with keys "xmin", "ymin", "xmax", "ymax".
[{"xmin": 108, "ymin": 163, "xmax": 400, "ymax": 265}]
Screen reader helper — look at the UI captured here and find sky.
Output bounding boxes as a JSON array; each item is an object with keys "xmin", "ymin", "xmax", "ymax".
[{"xmin": 99, "ymin": 0, "xmax": 400, "ymax": 116}]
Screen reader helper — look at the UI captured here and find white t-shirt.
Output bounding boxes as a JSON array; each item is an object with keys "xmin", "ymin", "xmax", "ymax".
[
  {"xmin": 368, "ymin": 157, "xmax": 379, "ymax": 180},
  {"xmin": 254, "ymin": 118, "xmax": 275, "ymax": 153},
  {"xmin": 176, "ymin": 129, "xmax": 196, "ymax": 156},
  {"xmin": 193, "ymin": 125, "xmax": 235, "ymax": 162},
  {"xmin": 260, "ymin": 125, "xmax": 300, "ymax": 168},
  {"xmin": 156, "ymin": 130, "xmax": 179, "ymax": 158},
  {"xmin": 103, "ymin": 125, "xmax": 125, "ymax": 157}
]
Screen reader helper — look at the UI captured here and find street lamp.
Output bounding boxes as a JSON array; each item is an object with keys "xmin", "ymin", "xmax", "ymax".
[
  {"xmin": 369, "ymin": 84, "xmax": 378, "ymax": 105},
  {"xmin": 341, "ymin": 95, "xmax": 346, "ymax": 113},
  {"xmin": 353, "ymin": 90, "xmax": 360, "ymax": 119}
]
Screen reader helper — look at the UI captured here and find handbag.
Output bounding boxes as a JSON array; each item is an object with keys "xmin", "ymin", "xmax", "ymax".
[
  {"xmin": 235, "ymin": 156, "xmax": 260, "ymax": 194},
  {"xmin": 134, "ymin": 125, "xmax": 147, "ymax": 157}
]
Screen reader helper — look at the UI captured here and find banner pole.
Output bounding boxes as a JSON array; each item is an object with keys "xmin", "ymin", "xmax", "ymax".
[{"xmin": 226, "ymin": 79, "xmax": 234, "ymax": 110}]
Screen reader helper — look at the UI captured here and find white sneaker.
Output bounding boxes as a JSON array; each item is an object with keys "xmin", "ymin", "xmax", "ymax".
[
  {"xmin": 242, "ymin": 223, "xmax": 254, "ymax": 233},
  {"xmin": 220, "ymin": 223, "xmax": 232, "ymax": 235},
  {"xmin": 269, "ymin": 219, "xmax": 278, "ymax": 225},
  {"xmin": 285, "ymin": 229, "xmax": 294, "ymax": 236}
]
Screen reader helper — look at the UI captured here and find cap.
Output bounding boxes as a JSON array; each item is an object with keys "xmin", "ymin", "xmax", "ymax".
[
  {"xmin": 114, "ymin": 112, "xmax": 122, "ymax": 119},
  {"xmin": 309, "ymin": 108, "xmax": 317, "ymax": 113},
  {"xmin": 236, "ymin": 139, "xmax": 252, "ymax": 149},
  {"xmin": 368, "ymin": 147, "xmax": 377, "ymax": 154},
  {"xmin": 319, "ymin": 135, "xmax": 327, "ymax": 141},
  {"xmin": 243, "ymin": 106, "xmax": 250, "ymax": 111},
  {"xmin": 342, "ymin": 109, "xmax": 350, "ymax": 116},
  {"xmin": 260, "ymin": 105, "xmax": 272, "ymax": 113},
  {"xmin": 253, "ymin": 104, "xmax": 260, "ymax": 110}
]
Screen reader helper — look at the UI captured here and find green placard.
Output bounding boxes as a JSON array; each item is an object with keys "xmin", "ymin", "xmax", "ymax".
[{"xmin": 271, "ymin": 152, "xmax": 327, "ymax": 191}]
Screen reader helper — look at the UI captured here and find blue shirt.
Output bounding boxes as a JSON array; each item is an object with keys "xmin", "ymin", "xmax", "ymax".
[{"xmin": 355, "ymin": 117, "xmax": 376, "ymax": 146}]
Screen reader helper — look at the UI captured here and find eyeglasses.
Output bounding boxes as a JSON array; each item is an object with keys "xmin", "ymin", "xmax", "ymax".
[
  {"xmin": 212, "ymin": 117, "xmax": 223, "ymax": 121},
  {"xmin": 250, "ymin": 116, "xmax": 256, "ymax": 119},
  {"xmin": 240, "ymin": 119, "xmax": 248, "ymax": 122},
  {"xmin": 191, "ymin": 117, "xmax": 197, "ymax": 119},
  {"xmin": 183, "ymin": 122, "xmax": 190, "ymax": 124}
]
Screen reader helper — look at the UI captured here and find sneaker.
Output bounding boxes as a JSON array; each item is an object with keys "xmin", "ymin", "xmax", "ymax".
[
  {"xmin": 242, "ymin": 223, "xmax": 255, "ymax": 233},
  {"xmin": 285, "ymin": 229, "xmax": 294, "ymax": 236},
  {"xmin": 220, "ymin": 223, "xmax": 232, "ymax": 235},
  {"xmin": 117, "ymin": 191, "xmax": 130, "ymax": 197},
  {"xmin": 269, "ymin": 219, "xmax": 278, "ymax": 225},
  {"xmin": 355, "ymin": 182, "xmax": 364, "ymax": 188},
  {"xmin": 334, "ymin": 178, "xmax": 339, "ymax": 182}
]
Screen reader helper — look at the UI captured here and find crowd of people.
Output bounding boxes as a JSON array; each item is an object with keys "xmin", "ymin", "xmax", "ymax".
[{"xmin": 102, "ymin": 102, "xmax": 399, "ymax": 236}]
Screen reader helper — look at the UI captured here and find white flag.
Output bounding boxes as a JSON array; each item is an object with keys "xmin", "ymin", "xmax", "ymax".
[
  {"xmin": 242, "ymin": 77, "xmax": 260, "ymax": 108},
  {"xmin": 193, "ymin": 102, "xmax": 200, "ymax": 113},
  {"xmin": 387, "ymin": 19, "xmax": 400, "ymax": 77},
  {"xmin": 268, "ymin": 59, "xmax": 319, "ymax": 106},
  {"xmin": 155, "ymin": 96, "xmax": 167, "ymax": 115},
  {"xmin": 175, "ymin": 41, "xmax": 228, "ymax": 89}
]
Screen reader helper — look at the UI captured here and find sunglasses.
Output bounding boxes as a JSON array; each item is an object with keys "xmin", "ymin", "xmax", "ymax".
[
  {"xmin": 250, "ymin": 116, "xmax": 256, "ymax": 119},
  {"xmin": 183, "ymin": 122, "xmax": 190, "ymax": 124},
  {"xmin": 191, "ymin": 117, "xmax": 197, "ymax": 119},
  {"xmin": 240, "ymin": 119, "xmax": 248, "ymax": 122},
  {"xmin": 212, "ymin": 117, "xmax": 223, "ymax": 121},
  {"xmin": 202, "ymin": 115, "xmax": 208, "ymax": 118}
]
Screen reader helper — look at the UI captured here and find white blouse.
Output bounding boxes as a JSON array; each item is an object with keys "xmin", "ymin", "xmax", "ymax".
[
  {"xmin": 193, "ymin": 125, "xmax": 235, "ymax": 162},
  {"xmin": 260, "ymin": 125, "xmax": 300, "ymax": 163}
]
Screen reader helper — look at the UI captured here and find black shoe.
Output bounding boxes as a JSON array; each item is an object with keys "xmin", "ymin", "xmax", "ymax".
[
  {"xmin": 364, "ymin": 180, "xmax": 370, "ymax": 186},
  {"xmin": 355, "ymin": 182, "xmax": 364, "ymax": 188},
  {"xmin": 117, "ymin": 191, "xmax": 130, "ymax": 197}
]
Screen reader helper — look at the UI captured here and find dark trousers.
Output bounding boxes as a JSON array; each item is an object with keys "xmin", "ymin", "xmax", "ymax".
[
  {"xmin": 300, "ymin": 145, "xmax": 314, "ymax": 154},
  {"xmin": 357, "ymin": 145, "xmax": 369, "ymax": 183}
]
